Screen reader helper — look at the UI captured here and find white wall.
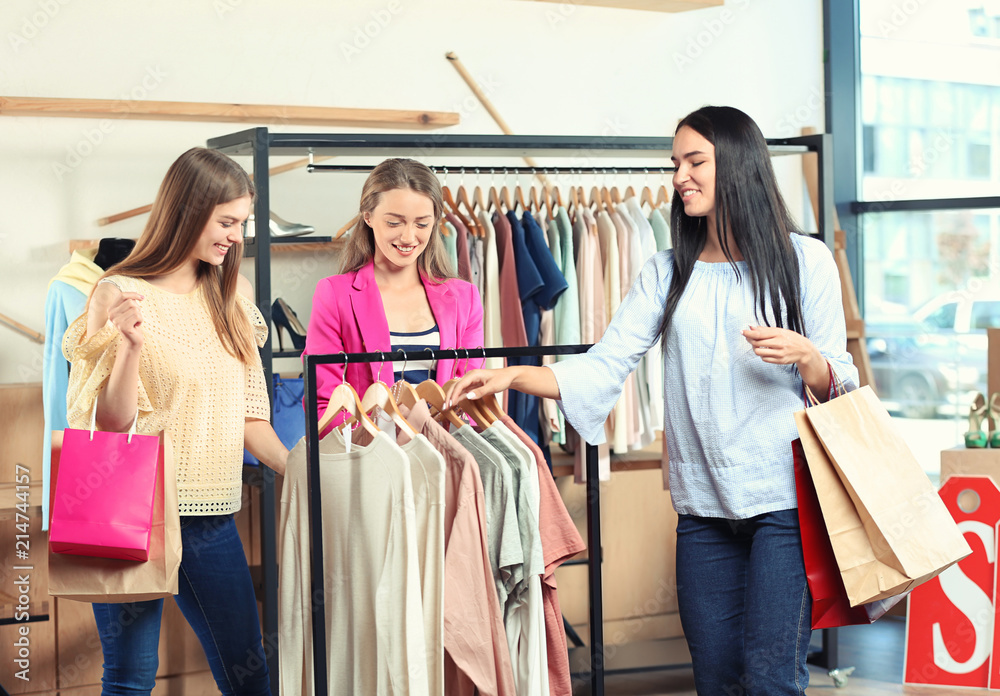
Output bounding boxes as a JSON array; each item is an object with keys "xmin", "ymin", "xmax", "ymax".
[{"xmin": 0, "ymin": 0, "xmax": 824, "ymax": 383}]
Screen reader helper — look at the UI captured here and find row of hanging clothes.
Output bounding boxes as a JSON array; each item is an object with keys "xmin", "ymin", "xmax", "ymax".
[
  {"xmin": 279, "ymin": 352, "xmax": 586, "ymax": 696},
  {"xmin": 435, "ymin": 166, "xmax": 674, "ymax": 482}
]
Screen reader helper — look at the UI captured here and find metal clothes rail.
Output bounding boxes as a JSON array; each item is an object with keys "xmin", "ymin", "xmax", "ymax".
[{"xmin": 301, "ymin": 345, "xmax": 609, "ymax": 695}]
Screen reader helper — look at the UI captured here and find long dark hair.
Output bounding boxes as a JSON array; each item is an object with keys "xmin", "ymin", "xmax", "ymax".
[
  {"xmin": 659, "ymin": 106, "xmax": 805, "ymax": 346},
  {"xmin": 94, "ymin": 147, "xmax": 258, "ymax": 363},
  {"xmin": 339, "ymin": 158, "xmax": 455, "ymax": 282}
]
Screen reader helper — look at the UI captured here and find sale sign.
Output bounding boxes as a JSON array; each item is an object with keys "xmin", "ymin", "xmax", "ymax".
[{"xmin": 905, "ymin": 475, "xmax": 1000, "ymax": 688}]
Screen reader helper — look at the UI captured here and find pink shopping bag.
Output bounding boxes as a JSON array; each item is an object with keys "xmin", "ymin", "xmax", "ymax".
[{"xmin": 49, "ymin": 404, "xmax": 162, "ymax": 561}]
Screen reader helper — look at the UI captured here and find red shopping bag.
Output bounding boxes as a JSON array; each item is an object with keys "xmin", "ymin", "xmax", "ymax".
[
  {"xmin": 793, "ymin": 438, "xmax": 905, "ymax": 628},
  {"xmin": 49, "ymin": 404, "xmax": 162, "ymax": 561}
]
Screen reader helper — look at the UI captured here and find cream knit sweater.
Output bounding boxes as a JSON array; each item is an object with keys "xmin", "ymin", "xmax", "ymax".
[{"xmin": 63, "ymin": 275, "xmax": 270, "ymax": 515}]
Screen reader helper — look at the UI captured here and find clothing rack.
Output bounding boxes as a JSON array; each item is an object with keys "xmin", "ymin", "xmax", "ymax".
[
  {"xmin": 306, "ymin": 163, "xmax": 675, "ymax": 175},
  {"xmin": 207, "ymin": 127, "xmax": 838, "ymax": 692},
  {"xmin": 302, "ymin": 344, "xmax": 606, "ymax": 695}
]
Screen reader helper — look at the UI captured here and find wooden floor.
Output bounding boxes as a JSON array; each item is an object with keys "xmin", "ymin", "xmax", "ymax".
[{"xmin": 570, "ymin": 616, "xmax": 994, "ymax": 695}]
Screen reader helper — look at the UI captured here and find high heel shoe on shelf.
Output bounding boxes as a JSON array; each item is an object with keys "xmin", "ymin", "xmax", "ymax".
[
  {"xmin": 269, "ymin": 211, "xmax": 315, "ymax": 238},
  {"xmin": 244, "ymin": 213, "xmax": 316, "ymax": 239},
  {"xmin": 272, "ymin": 298, "xmax": 307, "ymax": 352},
  {"xmin": 964, "ymin": 392, "xmax": 988, "ymax": 449}
]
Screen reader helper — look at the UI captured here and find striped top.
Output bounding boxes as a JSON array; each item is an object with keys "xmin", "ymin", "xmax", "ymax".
[{"xmin": 390, "ymin": 325, "xmax": 440, "ymax": 383}]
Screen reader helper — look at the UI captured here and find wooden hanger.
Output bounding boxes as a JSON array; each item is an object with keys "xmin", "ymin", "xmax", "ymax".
[
  {"xmin": 610, "ymin": 184, "xmax": 623, "ymax": 205},
  {"xmin": 443, "ymin": 182, "xmax": 474, "ymax": 234},
  {"xmin": 602, "ymin": 185, "xmax": 615, "ymax": 209},
  {"xmin": 542, "ymin": 181, "xmax": 554, "ymax": 220},
  {"xmin": 456, "ymin": 183, "xmax": 482, "ymax": 237},
  {"xmin": 641, "ymin": 184, "xmax": 657, "ymax": 211},
  {"xmin": 656, "ymin": 183, "xmax": 672, "ymax": 207},
  {"xmin": 443, "ymin": 378, "xmax": 494, "ymax": 427},
  {"xmin": 417, "ymin": 379, "xmax": 466, "ymax": 430},
  {"xmin": 489, "ymin": 184, "xmax": 504, "ymax": 213},
  {"xmin": 590, "ymin": 185, "xmax": 605, "ymax": 213},
  {"xmin": 500, "ymin": 183, "xmax": 513, "ymax": 212},
  {"xmin": 624, "ymin": 185, "xmax": 636, "ymax": 200},
  {"xmin": 318, "ymin": 380, "xmax": 379, "ymax": 438},
  {"xmin": 529, "ymin": 185, "xmax": 541, "ymax": 213},
  {"xmin": 473, "ymin": 183, "xmax": 486, "ymax": 215},
  {"xmin": 513, "ymin": 183, "xmax": 528, "ymax": 213},
  {"xmin": 361, "ymin": 380, "xmax": 417, "ymax": 438}
]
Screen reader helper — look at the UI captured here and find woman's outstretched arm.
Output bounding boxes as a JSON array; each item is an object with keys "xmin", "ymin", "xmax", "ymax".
[{"xmin": 444, "ymin": 364, "xmax": 561, "ymax": 409}]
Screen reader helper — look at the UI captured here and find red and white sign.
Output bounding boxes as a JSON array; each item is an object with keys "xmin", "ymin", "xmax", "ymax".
[{"xmin": 905, "ymin": 475, "xmax": 1000, "ymax": 688}]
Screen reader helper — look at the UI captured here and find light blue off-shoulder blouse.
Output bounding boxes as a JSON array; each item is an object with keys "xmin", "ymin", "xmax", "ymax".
[{"xmin": 547, "ymin": 233, "xmax": 859, "ymax": 519}]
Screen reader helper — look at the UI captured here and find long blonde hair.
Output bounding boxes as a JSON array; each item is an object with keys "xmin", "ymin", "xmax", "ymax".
[
  {"xmin": 96, "ymin": 147, "xmax": 258, "ymax": 363},
  {"xmin": 339, "ymin": 158, "xmax": 455, "ymax": 281}
]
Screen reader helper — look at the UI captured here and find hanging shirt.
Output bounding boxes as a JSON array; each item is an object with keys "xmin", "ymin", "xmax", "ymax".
[
  {"xmin": 395, "ymin": 428, "xmax": 447, "ymax": 696},
  {"xmin": 278, "ymin": 431, "xmax": 428, "ymax": 696},
  {"xmin": 609, "ymin": 210, "xmax": 641, "ymax": 448},
  {"xmin": 648, "ymin": 207, "xmax": 671, "ymax": 252},
  {"xmin": 617, "ymin": 201, "xmax": 656, "ymax": 450},
  {"xmin": 469, "ymin": 232, "xmax": 485, "ymax": 301},
  {"xmin": 478, "ymin": 211, "xmax": 504, "ymax": 370},
  {"xmin": 404, "ymin": 401, "xmax": 517, "ymax": 696},
  {"xmin": 451, "ymin": 424, "xmax": 523, "ymax": 609},
  {"xmin": 442, "ymin": 221, "xmax": 460, "ymax": 274},
  {"xmin": 501, "ymin": 415, "xmax": 586, "ymax": 696},
  {"xmin": 551, "ymin": 207, "xmax": 580, "ymax": 353},
  {"xmin": 491, "ymin": 211, "xmax": 528, "ymax": 348},
  {"xmin": 446, "ymin": 212, "xmax": 473, "ymax": 283},
  {"xmin": 481, "ymin": 423, "xmax": 549, "ymax": 696}
]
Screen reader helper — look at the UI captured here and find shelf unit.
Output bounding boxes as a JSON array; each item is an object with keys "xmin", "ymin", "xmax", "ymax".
[{"xmin": 207, "ymin": 127, "xmax": 836, "ymax": 693}]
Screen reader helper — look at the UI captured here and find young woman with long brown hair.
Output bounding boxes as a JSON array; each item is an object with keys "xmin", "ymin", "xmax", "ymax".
[{"xmin": 64, "ymin": 147, "xmax": 286, "ymax": 694}]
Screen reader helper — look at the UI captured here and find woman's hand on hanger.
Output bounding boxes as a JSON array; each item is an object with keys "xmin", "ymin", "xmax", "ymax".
[{"xmin": 443, "ymin": 364, "xmax": 561, "ymax": 410}]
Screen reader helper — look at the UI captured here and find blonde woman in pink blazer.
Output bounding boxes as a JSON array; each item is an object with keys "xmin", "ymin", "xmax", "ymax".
[{"xmin": 305, "ymin": 158, "xmax": 484, "ymax": 424}]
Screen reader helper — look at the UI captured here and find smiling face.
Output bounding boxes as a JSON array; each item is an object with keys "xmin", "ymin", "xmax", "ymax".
[
  {"xmin": 671, "ymin": 125, "xmax": 717, "ymax": 221},
  {"xmin": 189, "ymin": 195, "xmax": 250, "ymax": 267},
  {"xmin": 365, "ymin": 187, "xmax": 435, "ymax": 274}
]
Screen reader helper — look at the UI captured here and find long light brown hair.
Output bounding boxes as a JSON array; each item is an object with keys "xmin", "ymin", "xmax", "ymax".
[
  {"xmin": 96, "ymin": 147, "xmax": 258, "ymax": 363},
  {"xmin": 339, "ymin": 158, "xmax": 455, "ymax": 281}
]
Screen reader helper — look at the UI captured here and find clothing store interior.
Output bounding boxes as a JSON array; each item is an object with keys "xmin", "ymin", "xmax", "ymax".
[{"xmin": 3, "ymin": 1, "xmax": 999, "ymax": 694}]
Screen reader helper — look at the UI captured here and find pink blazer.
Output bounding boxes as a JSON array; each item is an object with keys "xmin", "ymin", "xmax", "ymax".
[{"xmin": 304, "ymin": 261, "xmax": 485, "ymax": 419}]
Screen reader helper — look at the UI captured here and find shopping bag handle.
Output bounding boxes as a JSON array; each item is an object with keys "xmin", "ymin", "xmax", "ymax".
[
  {"xmin": 88, "ymin": 394, "xmax": 140, "ymax": 443},
  {"xmin": 804, "ymin": 361, "xmax": 846, "ymax": 407}
]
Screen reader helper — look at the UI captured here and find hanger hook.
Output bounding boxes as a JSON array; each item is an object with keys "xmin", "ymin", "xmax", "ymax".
[
  {"xmin": 424, "ymin": 346, "xmax": 435, "ymax": 382},
  {"xmin": 378, "ymin": 351, "xmax": 386, "ymax": 383},
  {"xmin": 396, "ymin": 348, "xmax": 408, "ymax": 378},
  {"xmin": 339, "ymin": 352, "xmax": 348, "ymax": 385}
]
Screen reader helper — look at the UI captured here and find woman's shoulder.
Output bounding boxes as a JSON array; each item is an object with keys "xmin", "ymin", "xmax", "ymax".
[
  {"xmin": 790, "ymin": 233, "xmax": 836, "ymax": 270},
  {"xmin": 316, "ymin": 269, "xmax": 360, "ymax": 292}
]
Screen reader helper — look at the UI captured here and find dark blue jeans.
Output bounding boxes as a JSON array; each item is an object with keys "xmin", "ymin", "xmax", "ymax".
[
  {"xmin": 91, "ymin": 514, "xmax": 270, "ymax": 695},
  {"xmin": 676, "ymin": 510, "xmax": 812, "ymax": 696}
]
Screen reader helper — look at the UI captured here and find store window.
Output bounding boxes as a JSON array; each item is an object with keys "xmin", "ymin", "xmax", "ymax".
[{"xmin": 859, "ymin": 1, "xmax": 1000, "ymax": 476}]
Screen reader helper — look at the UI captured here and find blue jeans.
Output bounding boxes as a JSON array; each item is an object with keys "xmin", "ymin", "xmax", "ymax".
[
  {"xmin": 676, "ymin": 510, "xmax": 812, "ymax": 696},
  {"xmin": 91, "ymin": 514, "xmax": 270, "ymax": 695}
]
